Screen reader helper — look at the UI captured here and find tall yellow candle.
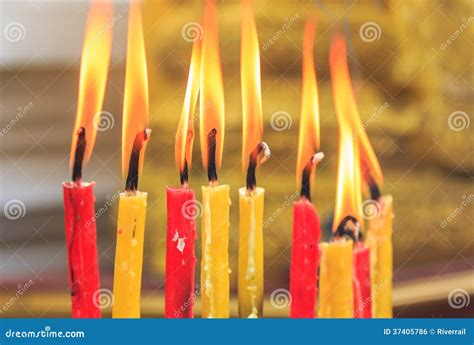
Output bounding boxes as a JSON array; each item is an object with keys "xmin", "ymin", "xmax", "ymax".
[
  {"xmin": 238, "ymin": 187, "xmax": 264, "ymax": 318},
  {"xmin": 113, "ymin": 192, "xmax": 147, "ymax": 318},
  {"xmin": 201, "ymin": 185, "xmax": 230, "ymax": 318},
  {"xmin": 319, "ymin": 240, "xmax": 354, "ymax": 318},
  {"xmin": 366, "ymin": 195, "xmax": 393, "ymax": 317},
  {"xmin": 112, "ymin": 1, "xmax": 150, "ymax": 319}
]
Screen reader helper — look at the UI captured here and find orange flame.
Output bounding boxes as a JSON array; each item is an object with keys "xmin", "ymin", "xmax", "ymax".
[
  {"xmin": 296, "ymin": 19, "xmax": 320, "ymax": 184},
  {"xmin": 175, "ymin": 38, "xmax": 202, "ymax": 173},
  {"xmin": 200, "ymin": 0, "xmax": 225, "ymax": 171},
  {"xmin": 69, "ymin": 0, "xmax": 113, "ymax": 171},
  {"xmin": 241, "ymin": 0, "xmax": 263, "ymax": 172},
  {"xmin": 330, "ymin": 34, "xmax": 364, "ymax": 230},
  {"xmin": 330, "ymin": 34, "xmax": 383, "ymax": 188},
  {"xmin": 122, "ymin": 1, "xmax": 149, "ymax": 179}
]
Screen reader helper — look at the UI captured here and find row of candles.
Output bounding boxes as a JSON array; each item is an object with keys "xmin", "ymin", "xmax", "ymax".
[{"xmin": 63, "ymin": 0, "xmax": 393, "ymax": 319}]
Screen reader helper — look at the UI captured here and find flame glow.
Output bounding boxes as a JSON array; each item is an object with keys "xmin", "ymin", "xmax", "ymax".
[
  {"xmin": 199, "ymin": 0, "xmax": 225, "ymax": 171},
  {"xmin": 175, "ymin": 39, "xmax": 202, "ymax": 173},
  {"xmin": 122, "ymin": 1, "xmax": 149, "ymax": 179},
  {"xmin": 69, "ymin": 0, "xmax": 113, "ymax": 171},
  {"xmin": 330, "ymin": 34, "xmax": 364, "ymax": 231},
  {"xmin": 296, "ymin": 19, "xmax": 320, "ymax": 184},
  {"xmin": 241, "ymin": 0, "xmax": 263, "ymax": 172},
  {"xmin": 330, "ymin": 34, "xmax": 383, "ymax": 188}
]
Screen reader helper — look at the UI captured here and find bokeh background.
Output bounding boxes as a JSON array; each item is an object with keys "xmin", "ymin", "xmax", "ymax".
[{"xmin": 0, "ymin": 0, "xmax": 472, "ymax": 318}]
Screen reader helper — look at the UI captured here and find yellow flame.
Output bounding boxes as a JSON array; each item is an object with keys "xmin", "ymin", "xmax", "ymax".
[
  {"xmin": 69, "ymin": 0, "xmax": 113, "ymax": 171},
  {"xmin": 175, "ymin": 39, "xmax": 202, "ymax": 173},
  {"xmin": 199, "ymin": 0, "xmax": 225, "ymax": 171},
  {"xmin": 330, "ymin": 33, "xmax": 364, "ymax": 230},
  {"xmin": 296, "ymin": 19, "xmax": 320, "ymax": 184},
  {"xmin": 122, "ymin": 1, "xmax": 149, "ymax": 179},
  {"xmin": 241, "ymin": 0, "xmax": 263, "ymax": 172}
]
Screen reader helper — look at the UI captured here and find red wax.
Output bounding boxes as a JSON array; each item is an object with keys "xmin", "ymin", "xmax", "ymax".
[
  {"xmin": 62, "ymin": 182, "xmax": 101, "ymax": 318},
  {"xmin": 165, "ymin": 187, "xmax": 197, "ymax": 318},
  {"xmin": 353, "ymin": 241, "xmax": 372, "ymax": 318},
  {"xmin": 290, "ymin": 198, "xmax": 321, "ymax": 318}
]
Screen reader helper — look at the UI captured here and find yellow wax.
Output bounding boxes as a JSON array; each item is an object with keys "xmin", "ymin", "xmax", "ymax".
[
  {"xmin": 319, "ymin": 239, "xmax": 354, "ymax": 318},
  {"xmin": 238, "ymin": 187, "xmax": 264, "ymax": 318},
  {"xmin": 366, "ymin": 195, "xmax": 394, "ymax": 318},
  {"xmin": 112, "ymin": 192, "xmax": 147, "ymax": 318},
  {"xmin": 201, "ymin": 184, "xmax": 230, "ymax": 318}
]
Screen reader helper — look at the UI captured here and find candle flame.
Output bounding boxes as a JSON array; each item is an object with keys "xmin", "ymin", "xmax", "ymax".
[
  {"xmin": 122, "ymin": 1, "xmax": 149, "ymax": 179},
  {"xmin": 200, "ymin": 0, "xmax": 225, "ymax": 171},
  {"xmin": 296, "ymin": 19, "xmax": 320, "ymax": 185},
  {"xmin": 241, "ymin": 0, "xmax": 263, "ymax": 172},
  {"xmin": 330, "ymin": 33, "xmax": 383, "ymax": 189},
  {"xmin": 175, "ymin": 38, "xmax": 202, "ymax": 173},
  {"xmin": 330, "ymin": 34, "xmax": 364, "ymax": 231},
  {"xmin": 69, "ymin": 0, "xmax": 113, "ymax": 171}
]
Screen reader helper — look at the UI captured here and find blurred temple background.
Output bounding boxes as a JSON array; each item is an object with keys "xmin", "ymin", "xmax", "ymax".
[{"xmin": 0, "ymin": 0, "xmax": 472, "ymax": 317}]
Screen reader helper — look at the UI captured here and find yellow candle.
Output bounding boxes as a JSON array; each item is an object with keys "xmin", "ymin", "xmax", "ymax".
[
  {"xmin": 366, "ymin": 195, "xmax": 394, "ymax": 318},
  {"xmin": 319, "ymin": 239, "xmax": 354, "ymax": 318},
  {"xmin": 201, "ymin": 184, "xmax": 230, "ymax": 318},
  {"xmin": 238, "ymin": 187, "xmax": 264, "ymax": 318},
  {"xmin": 112, "ymin": 192, "xmax": 147, "ymax": 318}
]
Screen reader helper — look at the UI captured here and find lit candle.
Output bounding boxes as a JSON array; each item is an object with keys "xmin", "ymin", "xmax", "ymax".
[
  {"xmin": 199, "ymin": 0, "xmax": 229, "ymax": 319},
  {"xmin": 112, "ymin": 2, "xmax": 151, "ymax": 319},
  {"xmin": 238, "ymin": 0, "xmax": 271, "ymax": 319},
  {"xmin": 62, "ymin": 0, "xmax": 113, "ymax": 319},
  {"xmin": 289, "ymin": 19, "xmax": 323, "ymax": 319},
  {"xmin": 165, "ymin": 37, "xmax": 201, "ymax": 318}
]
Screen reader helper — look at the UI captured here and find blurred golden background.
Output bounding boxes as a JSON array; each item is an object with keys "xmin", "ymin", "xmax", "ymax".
[{"xmin": 0, "ymin": 0, "xmax": 472, "ymax": 317}]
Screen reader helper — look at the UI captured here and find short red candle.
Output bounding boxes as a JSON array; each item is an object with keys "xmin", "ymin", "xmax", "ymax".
[
  {"xmin": 353, "ymin": 241, "xmax": 371, "ymax": 318},
  {"xmin": 62, "ymin": 181, "xmax": 101, "ymax": 318},
  {"xmin": 290, "ymin": 197, "xmax": 321, "ymax": 318},
  {"xmin": 165, "ymin": 187, "xmax": 197, "ymax": 318}
]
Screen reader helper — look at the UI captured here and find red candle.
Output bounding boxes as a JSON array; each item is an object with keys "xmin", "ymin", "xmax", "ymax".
[
  {"xmin": 353, "ymin": 241, "xmax": 372, "ymax": 318},
  {"xmin": 290, "ymin": 197, "xmax": 321, "ymax": 318},
  {"xmin": 165, "ymin": 187, "xmax": 197, "ymax": 318},
  {"xmin": 63, "ymin": 181, "xmax": 101, "ymax": 318}
]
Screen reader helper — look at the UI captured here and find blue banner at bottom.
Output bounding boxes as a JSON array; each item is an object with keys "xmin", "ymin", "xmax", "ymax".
[{"xmin": 0, "ymin": 318, "xmax": 472, "ymax": 345}]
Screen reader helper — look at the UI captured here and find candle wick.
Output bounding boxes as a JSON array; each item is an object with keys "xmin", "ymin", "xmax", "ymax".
[
  {"xmin": 334, "ymin": 215, "xmax": 360, "ymax": 241},
  {"xmin": 72, "ymin": 127, "xmax": 86, "ymax": 183},
  {"xmin": 246, "ymin": 142, "xmax": 270, "ymax": 192},
  {"xmin": 125, "ymin": 129, "xmax": 151, "ymax": 192},
  {"xmin": 180, "ymin": 159, "xmax": 189, "ymax": 187},
  {"xmin": 300, "ymin": 152, "xmax": 324, "ymax": 201},
  {"xmin": 207, "ymin": 128, "xmax": 218, "ymax": 184}
]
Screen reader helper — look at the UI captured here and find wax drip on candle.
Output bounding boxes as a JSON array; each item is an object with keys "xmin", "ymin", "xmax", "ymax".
[
  {"xmin": 246, "ymin": 142, "xmax": 271, "ymax": 192},
  {"xmin": 125, "ymin": 129, "xmax": 151, "ymax": 192},
  {"xmin": 334, "ymin": 215, "xmax": 360, "ymax": 241},
  {"xmin": 300, "ymin": 152, "xmax": 324, "ymax": 201},
  {"xmin": 207, "ymin": 128, "xmax": 218, "ymax": 185},
  {"xmin": 72, "ymin": 127, "xmax": 86, "ymax": 183}
]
